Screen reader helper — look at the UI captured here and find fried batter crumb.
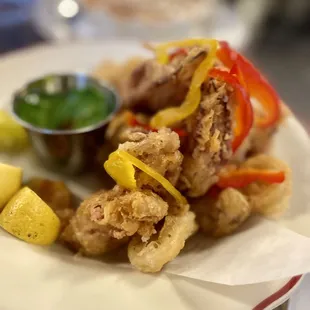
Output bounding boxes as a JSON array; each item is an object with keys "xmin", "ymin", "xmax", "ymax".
[
  {"xmin": 61, "ymin": 186, "xmax": 169, "ymax": 256},
  {"xmin": 178, "ymin": 80, "xmax": 233, "ymax": 197},
  {"xmin": 119, "ymin": 128, "xmax": 183, "ymax": 195}
]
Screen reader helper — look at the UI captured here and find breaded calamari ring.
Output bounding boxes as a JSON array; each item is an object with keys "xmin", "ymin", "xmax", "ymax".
[{"xmin": 128, "ymin": 211, "xmax": 198, "ymax": 273}]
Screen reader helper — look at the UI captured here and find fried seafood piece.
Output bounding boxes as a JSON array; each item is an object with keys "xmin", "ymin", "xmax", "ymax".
[
  {"xmin": 61, "ymin": 186, "xmax": 169, "ymax": 256},
  {"xmin": 105, "ymin": 110, "xmax": 149, "ymax": 149},
  {"xmin": 240, "ymin": 154, "xmax": 291, "ymax": 217},
  {"xmin": 234, "ymin": 104, "xmax": 288, "ymax": 161},
  {"xmin": 119, "ymin": 128, "xmax": 183, "ymax": 194},
  {"xmin": 122, "ymin": 47, "xmax": 208, "ymax": 113},
  {"xmin": 61, "ymin": 189, "xmax": 127, "ymax": 256},
  {"xmin": 27, "ymin": 178, "xmax": 75, "ymax": 229},
  {"xmin": 97, "ymin": 111, "xmax": 150, "ymax": 165},
  {"xmin": 90, "ymin": 186, "xmax": 169, "ymax": 239},
  {"xmin": 233, "ymin": 126, "xmax": 276, "ymax": 164},
  {"xmin": 247, "ymin": 103, "xmax": 290, "ymax": 156},
  {"xmin": 192, "ymin": 188, "xmax": 251, "ymax": 237},
  {"xmin": 128, "ymin": 210, "xmax": 198, "ymax": 273},
  {"xmin": 246, "ymin": 126, "xmax": 277, "ymax": 157},
  {"xmin": 92, "ymin": 57, "xmax": 144, "ymax": 93},
  {"xmin": 178, "ymin": 79, "xmax": 233, "ymax": 197}
]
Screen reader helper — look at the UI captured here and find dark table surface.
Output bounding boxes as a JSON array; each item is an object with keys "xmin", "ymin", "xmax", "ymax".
[{"xmin": 0, "ymin": 22, "xmax": 43, "ymax": 55}]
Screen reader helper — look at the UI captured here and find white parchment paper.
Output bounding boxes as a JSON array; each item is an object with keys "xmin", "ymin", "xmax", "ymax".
[
  {"xmin": 160, "ymin": 116, "xmax": 310, "ymax": 285},
  {"xmin": 165, "ymin": 217, "xmax": 310, "ymax": 285},
  {"xmin": 2, "ymin": 115, "xmax": 310, "ymax": 286}
]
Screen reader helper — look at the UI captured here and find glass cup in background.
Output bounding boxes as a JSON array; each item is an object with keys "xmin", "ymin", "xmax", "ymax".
[
  {"xmin": 32, "ymin": 0, "xmax": 217, "ymax": 41},
  {"xmin": 31, "ymin": 0, "xmax": 250, "ymax": 49}
]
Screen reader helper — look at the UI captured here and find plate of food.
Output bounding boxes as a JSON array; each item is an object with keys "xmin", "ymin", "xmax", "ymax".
[{"xmin": 1, "ymin": 39, "xmax": 310, "ymax": 310}]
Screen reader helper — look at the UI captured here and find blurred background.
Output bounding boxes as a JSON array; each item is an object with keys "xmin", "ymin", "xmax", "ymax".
[
  {"xmin": 0, "ymin": 0, "xmax": 309, "ymax": 308},
  {"xmin": 0, "ymin": 0, "xmax": 309, "ymax": 125}
]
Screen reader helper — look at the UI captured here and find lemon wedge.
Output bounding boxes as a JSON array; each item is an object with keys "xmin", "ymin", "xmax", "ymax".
[
  {"xmin": 0, "ymin": 163, "xmax": 22, "ymax": 210},
  {"xmin": 0, "ymin": 110, "xmax": 28, "ymax": 152},
  {"xmin": 0, "ymin": 187, "xmax": 61, "ymax": 245}
]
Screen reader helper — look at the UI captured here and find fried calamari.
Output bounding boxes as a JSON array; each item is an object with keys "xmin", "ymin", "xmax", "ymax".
[
  {"xmin": 61, "ymin": 189, "xmax": 127, "ymax": 256},
  {"xmin": 61, "ymin": 186, "xmax": 169, "ymax": 255},
  {"xmin": 27, "ymin": 178, "xmax": 75, "ymax": 229},
  {"xmin": 178, "ymin": 79, "xmax": 233, "ymax": 197},
  {"xmin": 240, "ymin": 154, "xmax": 291, "ymax": 217},
  {"xmin": 119, "ymin": 128, "xmax": 183, "ymax": 192},
  {"xmin": 104, "ymin": 110, "xmax": 149, "ymax": 149},
  {"xmin": 92, "ymin": 57, "xmax": 145, "ymax": 94},
  {"xmin": 123, "ymin": 48, "xmax": 208, "ymax": 113},
  {"xmin": 128, "ymin": 210, "xmax": 198, "ymax": 272},
  {"xmin": 192, "ymin": 188, "xmax": 251, "ymax": 237}
]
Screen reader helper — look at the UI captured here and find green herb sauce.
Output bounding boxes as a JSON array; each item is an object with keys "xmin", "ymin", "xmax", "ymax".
[{"xmin": 15, "ymin": 86, "xmax": 112, "ymax": 130}]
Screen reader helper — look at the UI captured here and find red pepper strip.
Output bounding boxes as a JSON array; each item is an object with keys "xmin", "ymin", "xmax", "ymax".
[
  {"xmin": 217, "ymin": 168, "xmax": 285, "ymax": 189},
  {"xmin": 207, "ymin": 185, "xmax": 222, "ymax": 198},
  {"xmin": 217, "ymin": 41, "xmax": 281, "ymax": 128},
  {"xmin": 128, "ymin": 116, "xmax": 155, "ymax": 132},
  {"xmin": 230, "ymin": 61, "xmax": 248, "ymax": 90},
  {"xmin": 173, "ymin": 128, "xmax": 188, "ymax": 137},
  {"xmin": 128, "ymin": 116, "xmax": 187, "ymax": 137},
  {"xmin": 169, "ymin": 48, "xmax": 188, "ymax": 62},
  {"xmin": 216, "ymin": 41, "xmax": 237, "ymax": 67},
  {"xmin": 208, "ymin": 68, "xmax": 254, "ymax": 152}
]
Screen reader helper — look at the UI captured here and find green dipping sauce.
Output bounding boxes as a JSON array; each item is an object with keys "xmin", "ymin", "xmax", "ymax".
[{"xmin": 14, "ymin": 77, "xmax": 115, "ymax": 131}]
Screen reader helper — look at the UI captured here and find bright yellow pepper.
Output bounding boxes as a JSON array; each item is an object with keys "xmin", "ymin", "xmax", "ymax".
[
  {"xmin": 150, "ymin": 39, "xmax": 218, "ymax": 128},
  {"xmin": 104, "ymin": 150, "xmax": 187, "ymax": 204}
]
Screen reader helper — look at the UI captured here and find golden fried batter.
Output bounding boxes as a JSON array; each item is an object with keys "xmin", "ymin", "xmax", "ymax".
[
  {"xmin": 240, "ymin": 154, "xmax": 291, "ymax": 217},
  {"xmin": 235, "ymin": 103, "xmax": 287, "ymax": 160},
  {"xmin": 105, "ymin": 110, "xmax": 149, "ymax": 149},
  {"xmin": 90, "ymin": 186, "xmax": 168, "ymax": 240},
  {"xmin": 119, "ymin": 128, "xmax": 183, "ymax": 194},
  {"xmin": 61, "ymin": 186, "xmax": 169, "ymax": 256},
  {"xmin": 192, "ymin": 188, "xmax": 251, "ymax": 237},
  {"xmin": 92, "ymin": 57, "xmax": 144, "ymax": 93},
  {"xmin": 128, "ymin": 210, "xmax": 198, "ymax": 272},
  {"xmin": 27, "ymin": 178, "xmax": 75, "ymax": 229},
  {"xmin": 178, "ymin": 79, "xmax": 233, "ymax": 197},
  {"xmin": 60, "ymin": 190, "xmax": 127, "ymax": 256},
  {"xmin": 122, "ymin": 48, "xmax": 208, "ymax": 113}
]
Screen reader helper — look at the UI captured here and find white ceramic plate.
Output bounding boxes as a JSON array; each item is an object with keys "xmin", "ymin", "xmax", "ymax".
[{"xmin": 0, "ymin": 41, "xmax": 307, "ymax": 310}]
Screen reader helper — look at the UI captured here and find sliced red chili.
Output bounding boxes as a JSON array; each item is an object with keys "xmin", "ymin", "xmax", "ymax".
[
  {"xmin": 217, "ymin": 168, "xmax": 285, "ymax": 189},
  {"xmin": 209, "ymin": 67, "xmax": 254, "ymax": 152},
  {"xmin": 217, "ymin": 41, "xmax": 281, "ymax": 128},
  {"xmin": 169, "ymin": 48, "xmax": 188, "ymax": 62}
]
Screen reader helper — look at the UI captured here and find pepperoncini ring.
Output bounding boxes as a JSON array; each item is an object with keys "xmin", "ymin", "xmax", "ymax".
[{"xmin": 104, "ymin": 150, "xmax": 187, "ymax": 204}]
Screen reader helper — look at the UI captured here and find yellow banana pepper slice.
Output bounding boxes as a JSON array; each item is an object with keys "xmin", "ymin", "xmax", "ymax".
[
  {"xmin": 104, "ymin": 150, "xmax": 137, "ymax": 189},
  {"xmin": 104, "ymin": 150, "xmax": 187, "ymax": 204},
  {"xmin": 150, "ymin": 39, "xmax": 218, "ymax": 128}
]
